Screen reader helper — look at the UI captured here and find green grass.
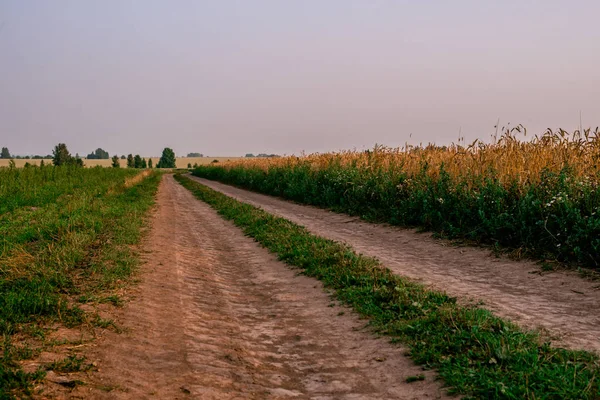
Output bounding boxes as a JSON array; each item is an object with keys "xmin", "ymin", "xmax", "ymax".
[
  {"xmin": 46, "ymin": 355, "xmax": 92, "ymax": 373},
  {"xmin": 0, "ymin": 165, "xmax": 160, "ymax": 399},
  {"xmin": 176, "ymin": 174, "xmax": 600, "ymax": 400}
]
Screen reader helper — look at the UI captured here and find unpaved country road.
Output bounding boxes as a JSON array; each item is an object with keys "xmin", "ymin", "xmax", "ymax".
[
  {"xmin": 66, "ymin": 175, "xmax": 447, "ymax": 399},
  {"xmin": 190, "ymin": 176, "xmax": 600, "ymax": 354}
]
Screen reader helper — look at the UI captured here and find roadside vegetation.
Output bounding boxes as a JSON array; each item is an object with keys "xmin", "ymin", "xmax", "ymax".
[
  {"xmin": 176, "ymin": 174, "xmax": 600, "ymax": 399},
  {"xmin": 192, "ymin": 127, "xmax": 600, "ymax": 270},
  {"xmin": 0, "ymin": 165, "xmax": 160, "ymax": 398}
]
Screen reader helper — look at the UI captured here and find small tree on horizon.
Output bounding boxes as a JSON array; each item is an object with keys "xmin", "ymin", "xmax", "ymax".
[
  {"xmin": 86, "ymin": 148, "xmax": 110, "ymax": 159},
  {"xmin": 1, "ymin": 147, "xmax": 11, "ymax": 159},
  {"xmin": 127, "ymin": 154, "xmax": 134, "ymax": 168},
  {"xmin": 134, "ymin": 154, "xmax": 143, "ymax": 168},
  {"xmin": 141, "ymin": 158, "xmax": 147, "ymax": 168},
  {"xmin": 111, "ymin": 155, "xmax": 120, "ymax": 168},
  {"xmin": 156, "ymin": 148, "xmax": 176, "ymax": 168},
  {"xmin": 52, "ymin": 143, "xmax": 72, "ymax": 166}
]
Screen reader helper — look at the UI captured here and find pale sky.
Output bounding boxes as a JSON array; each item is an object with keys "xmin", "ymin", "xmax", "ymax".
[{"xmin": 1, "ymin": 1, "xmax": 599, "ymax": 157}]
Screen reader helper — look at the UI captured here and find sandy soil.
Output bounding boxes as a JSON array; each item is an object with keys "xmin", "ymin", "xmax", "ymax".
[
  {"xmin": 190, "ymin": 176, "xmax": 600, "ymax": 354},
  {"xmin": 49, "ymin": 175, "xmax": 447, "ymax": 399}
]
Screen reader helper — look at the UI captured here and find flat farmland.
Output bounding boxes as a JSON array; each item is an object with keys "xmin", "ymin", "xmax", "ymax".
[
  {"xmin": 0, "ymin": 157, "xmax": 241, "ymax": 168},
  {"xmin": 3, "ymin": 130, "xmax": 600, "ymax": 399}
]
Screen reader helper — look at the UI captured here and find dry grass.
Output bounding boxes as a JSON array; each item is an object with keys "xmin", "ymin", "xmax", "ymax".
[
  {"xmin": 217, "ymin": 127, "xmax": 600, "ymax": 189},
  {"xmin": 123, "ymin": 170, "xmax": 153, "ymax": 188}
]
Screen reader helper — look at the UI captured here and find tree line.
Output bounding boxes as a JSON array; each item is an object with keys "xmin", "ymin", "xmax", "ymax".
[{"xmin": 1, "ymin": 145, "xmax": 177, "ymax": 168}]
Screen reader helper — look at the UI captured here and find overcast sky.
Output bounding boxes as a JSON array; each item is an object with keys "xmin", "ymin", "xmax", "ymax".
[{"xmin": 1, "ymin": 1, "xmax": 599, "ymax": 157}]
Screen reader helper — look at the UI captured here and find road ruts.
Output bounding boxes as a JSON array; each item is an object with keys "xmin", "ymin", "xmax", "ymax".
[
  {"xmin": 68, "ymin": 174, "xmax": 446, "ymax": 399},
  {"xmin": 189, "ymin": 175, "xmax": 600, "ymax": 354}
]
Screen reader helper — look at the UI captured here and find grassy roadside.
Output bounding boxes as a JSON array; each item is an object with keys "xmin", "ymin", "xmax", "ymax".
[
  {"xmin": 176, "ymin": 174, "xmax": 599, "ymax": 399},
  {"xmin": 0, "ymin": 167, "xmax": 161, "ymax": 399}
]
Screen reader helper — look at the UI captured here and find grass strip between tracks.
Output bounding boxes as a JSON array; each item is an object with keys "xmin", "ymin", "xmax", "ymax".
[{"xmin": 176, "ymin": 174, "xmax": 599, "ymax": 400}]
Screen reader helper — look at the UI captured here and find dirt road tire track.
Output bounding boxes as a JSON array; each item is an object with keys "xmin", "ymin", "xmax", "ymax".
[
  {"xmin": 62, "ymin": 175, "xmax": 448, "ymax": 399},
  {"xmin": 189, "ymin": 176, "xmax": 600, "ymax": 353}
]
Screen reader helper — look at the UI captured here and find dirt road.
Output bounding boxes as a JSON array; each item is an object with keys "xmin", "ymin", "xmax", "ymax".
[
  {"xmin": 189, "ymin": 176, "xmax": 600, "ymax": 353},
  {"xmin": 65, "ymin": 175, "xmax": 446, "ymax": 399}
]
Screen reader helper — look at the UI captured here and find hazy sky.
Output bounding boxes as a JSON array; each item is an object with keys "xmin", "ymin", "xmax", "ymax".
[{"xmin": 1, "ymin": 1, "xmax": 599, "ymax": 157}]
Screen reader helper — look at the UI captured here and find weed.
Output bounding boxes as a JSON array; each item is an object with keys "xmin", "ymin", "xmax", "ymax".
[
  {"xmin": 405, "ymin": 374, "xmax": 426, "ymax": 383},
  {"xmin": 92, "ymin": 316, "xmax": 119, "ymax": 332},
  {"xmin": 47, "ymin": 355, "xmax": 92, "ymax": 373},
  {"xmin": 100, "ymin": 295, "xmax": 123, "ymax": 307}
]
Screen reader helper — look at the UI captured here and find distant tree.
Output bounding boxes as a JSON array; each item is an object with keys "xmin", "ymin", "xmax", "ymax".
[
  {"xmin": 1, "ymin": 147, "xmax": 11, "ymax": 159},
  {"xmin": 52, "ymin": 143, "xmax": 73, "ymax": 166},
  {"xmin": 148, "ymin": 158, "xmax": 153, "ymax": 168},
  {"xmin": 141, "ymin": 158, "xmax": 147, "ymax": 168},
  {"xmin": 245, "ymin": 153, "xmax": 255, "ymax": 158},
  {"xmin": 187, "ymin": 152, "xmax": 203, "ymax": 157},
  {"xmin": 127, "ymin": 154, "xmax": 134, "ymax": 168},
  {"xmin": 193, "ymin": 163, "xmax": 198, "ymax": 168},
  {"xmin": 120, "ymin": 155, "xmax": 126, "ymax": 159},
  {"xmin": 87, "ymin": 148, "xmax": 110, "ymax": 159},
  {"xmin": 134, "ymin": 155, "xmax": 143, "ymax": 168},
  {"xmin": 40, "ymin": 159, "xmax": 45, "ymax": 167},
  {"xmin": 24, "ymin": 162, "xmax": 31, "ymax": 168},
  {"xmin": 187, "ymin": 163, "xmax": 192, "ymax": 169},
  {"xmin": 211, "ymin": 159, "xmax": 219, "ymax": 163},
  {"xmin": 156, "ymin": 148, "xmax": 176, "ymax": 168},
  {"xmin": 111, "ymin": 155, "xmax": 120, "ymax": 168}
]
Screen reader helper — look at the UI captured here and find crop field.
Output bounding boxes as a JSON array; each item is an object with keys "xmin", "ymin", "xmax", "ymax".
[
  {"xmin": 0, "ymin": 157, "xmax": 240, "ymax": 169},
  {"xmin": 192, "ymin": 128, "xmax": 600, "ymax": 269},
  {"xmin": 0, "ymin": 165, "xmax": 160, "ymax": 398}
]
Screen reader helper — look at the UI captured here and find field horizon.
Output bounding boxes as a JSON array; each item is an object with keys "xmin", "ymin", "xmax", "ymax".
[{"xmin": 0, "ymin": 156, "xmax": 242, "ymax": 168}]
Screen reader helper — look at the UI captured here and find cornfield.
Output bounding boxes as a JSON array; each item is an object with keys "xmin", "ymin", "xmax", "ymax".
[{"xmin": 193, "ymin": 127, "xmax": 600, "ymax": 268}]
